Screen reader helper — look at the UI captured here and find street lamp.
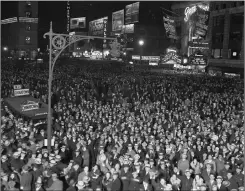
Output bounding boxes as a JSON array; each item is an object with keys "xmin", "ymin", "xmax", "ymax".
[
  {"xmin": 139, "ymin": 40, "xmax": 144, "ymax": 65},
  {"xmin": 139, "ymin": 40, "xmax": 144, "ymax": 46}
]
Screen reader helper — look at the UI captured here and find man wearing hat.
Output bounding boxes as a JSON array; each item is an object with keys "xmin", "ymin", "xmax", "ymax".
[
  {"xmin": 20, "ymin": 165, "xmax": 33, "ymax": 191},
  {"xmin": 180, "ymin": 169, "xmax": 193, "ymax": 191},
  {"xmin": 219, "ymin": 162, "xmax": 230, "ymax": 180},
  {"xmin": 128, "ymin": 171, "xmax": 141, "ymax": 191},
  {"xmin": 233, "ymin": 167, "xmax": 244, "ymax": 187},
  {"xmin": 35, "ymin": 178, "xmax": 45, "ymax": 191},
  {"xmin": 139, "ymin": 178, "xmax": 153, "ymax": 191},
  {"xmin": 120, "ymin": 164, "xmax": 131, "ymax": 191},
  {"xmin": 46, "ymin": 172, "xmax": 63, "ymax": 191},
  {"xmin": 216, "ymin": 176, "xmax": 228, "ymax": 191},
  {"xmin": 54, "ymin": 155, "xmax": 67, "ymax": 174},
  {"xmin": 111, "ymin": 172, "xmax": 122, "ymax": 191},
  {"xmin": 1, "ymin": 155, "xmax": 11, "ymax": 173},
  {"xmin": 227, "ymin": 170, "xmax": 239, "ymax": 191}
]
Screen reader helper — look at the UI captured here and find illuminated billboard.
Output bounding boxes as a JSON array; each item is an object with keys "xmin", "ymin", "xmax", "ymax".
[
  {"xmin": 89, "ymin": 17, "xmax": 108, "ymax": 36},
  {"xmin": 112, "ymin": 10, "xmax": 124, "ymax": 32},
  {"xmin": 163, "ymin": 16, "xmax": 178, "ymax": 40},
  {"xmin": 70, "ymin": 17, "xmax": 86, "ymax": 29},
  {"xmin": 122, "ymin": 24, "xmax": 134, "ymax": 34},
  {"xmin": 125, "ymin": 2, "xmax": 140, "ymax": 24},
  {"xmin": 193, "ymin": 6, "xmax": 209, "ymax": 39}
]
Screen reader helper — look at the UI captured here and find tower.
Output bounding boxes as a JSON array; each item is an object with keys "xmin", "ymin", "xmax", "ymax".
[{"xmin": 1, "ymin": 1, "xmax": 38, "ymax": 60}]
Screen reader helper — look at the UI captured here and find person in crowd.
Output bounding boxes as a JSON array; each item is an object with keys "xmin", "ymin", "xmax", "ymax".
[{"xmin": 1, "ymin": 60, "xmax": 244, "ymax": 191}]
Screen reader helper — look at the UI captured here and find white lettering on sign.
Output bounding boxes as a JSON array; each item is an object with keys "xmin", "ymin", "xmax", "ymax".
[
  {"xmin": 22, "ymin": 104, "xmax": 39, "ymax": 111},
  {"xmin": 184, "ymin": 4, "xmax": 209, "ymax": 22},
  {"xmin": 13, "ymin": 85, "xmax": 22, "ymax": 90},
  {"xmin": 184, "ymin": 6, "xmax": 197, "ymax": 22},
  {"xmin": 14, "ymin": 89, "xmax": 30, "ymax": 97}
]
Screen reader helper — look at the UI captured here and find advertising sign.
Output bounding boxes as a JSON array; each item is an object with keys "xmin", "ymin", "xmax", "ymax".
[
  {"xmin": 122, "ymin": 24, "xmax": 134, "ymax": 34},
  {"xmin": 13, "ymin": 85, "xmax": 22, "ymax": 90},
  {"xmin": 161, "ymin": 52, "xmax": 181, "ymax": 64},
  {"xmin": 125, "ymin": 2, "xmax": 140, "ymax": 24},
  {"xmin": 142, "ymin": 56, "xmax": 160, "ymax": 61},
  {"xmin": 89, "ymin": 17, "xmax": 108, "ymax": 36},
  {"xmin": 112, "ymin": 10, "xmax": 124, "ymax": 31},
  {"xmin": 14, "ymin": 89, "xmax": 30, "ymax": 97},
  {"xmin": 189, "ymin": 53, "xmax": 207, "ymax": 65},
  {"xmin": 70, "ymin": 17, "xmax": 86, "ymax": 29},
  {"xmin": 132, "ymin": 55, "xmax": 140, "ymax": 60},
  {"xmin": 163, "ymin": 16, "xmax": 178, "ymax": 40},
  {"xmin": 193, "ymin": 6, "xmax": 209, "ymax": 39}
]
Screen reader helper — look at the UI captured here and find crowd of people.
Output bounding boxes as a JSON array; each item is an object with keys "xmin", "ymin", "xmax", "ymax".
[{"xmin": 1, "ymin": 60, "xmax": 244, "ymax": 191}]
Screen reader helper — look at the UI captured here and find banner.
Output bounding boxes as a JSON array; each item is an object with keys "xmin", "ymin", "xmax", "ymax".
[
  {"xmin": 112, "ymin": 10, "xmax": 124, "ymax": 31},
  {"xmin": 125, "ymin": 2, "xmax": 140, "ymax": 24},
  {"xmin": 89, "ymin": 17, "xmax": 108, "ymax": 36},
  {"xmin": 193, "ymin": 6, "xmax": 209, "ymax": 39},
  {"xmin": 122, "ymin": 24, "xmax": 134, "ymax": 34},
  {"xmin": 189, "ymin": 51, "xmax": 207, "ymax": 65},
  {"xmin": 163, "ymin": 15, "xmax": 178, "ymax": 40},
  {"xmin": 70, "ymin": 17, "xmax": 86, "ymax": 29},
  {"xmin": 14, "ymin": 89, "xmax": 30, "ymax": 97}
]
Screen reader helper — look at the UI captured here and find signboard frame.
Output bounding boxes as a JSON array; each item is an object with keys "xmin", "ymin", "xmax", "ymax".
[
  {"xmin": 89, "ymin": 17, "xmax": 108, "ymax": 36},
  {"xmin": 70, "ymin": 17, "xmax": 86, "ymax": 29},
  {"xmin": 125, "ymin": 2, "xmax": 140, "ymax": 24},
  {"xmin": 112, "ymin": 9, "xmax": 124, "ymax": 32}
]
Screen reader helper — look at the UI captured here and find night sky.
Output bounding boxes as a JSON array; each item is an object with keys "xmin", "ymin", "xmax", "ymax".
[{"xmin": 1, "ymin": 1, "xmax": 173, "ymax": 51}]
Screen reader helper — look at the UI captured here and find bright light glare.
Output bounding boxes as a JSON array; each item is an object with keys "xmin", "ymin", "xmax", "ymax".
[
  {"xmin": 139, "ymin": 40, "xmax": 144, "ymax": 46},
  {"xmin": 183, "ymin": 58, "xmax": 188, "ymax": 64},
  {"xmin": 3, "ymin": 47, "xmax": 8, "ymax": 51},
  {"xmin": 129, "ymin": 61, "xmax": 133, "ymax": 64},
  {"xmin": 123, "ymin": 52, "xmax": 126, "ymax": 55}
]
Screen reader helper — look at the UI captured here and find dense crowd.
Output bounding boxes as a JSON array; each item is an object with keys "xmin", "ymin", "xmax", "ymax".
[{"xmin": 1, "ymin": 60, "xmax": 244, "ymax": 191}]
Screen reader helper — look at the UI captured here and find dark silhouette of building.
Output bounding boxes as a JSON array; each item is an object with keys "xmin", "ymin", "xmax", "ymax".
[{"xmin": 1, "ymin": 1, "xmax": 38, "ymax": 60}]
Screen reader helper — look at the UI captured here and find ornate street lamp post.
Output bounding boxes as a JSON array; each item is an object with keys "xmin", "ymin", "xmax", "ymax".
[{"xmin": 43, "ymin": 22, "xmax": 116, "ymax": 152}]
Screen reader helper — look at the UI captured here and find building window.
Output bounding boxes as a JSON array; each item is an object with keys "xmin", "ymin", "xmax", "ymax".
[
  {"xmin": 213, "ymin": 33, "xmax": 224, "ymax": 43},
  {"xmin": 26, "ymin": 1, "xmax": 31, "ymax": 6},
  {"xmin": 26, "ymin": 25, "xmax": 31, "ymax": 31},
  {"xmin": 25, "ymin": 11, "xmax": 31, "ymax": 17},
  {"xmin": 213, "ymin": 16, "xmax": 224, "ymax": 26},
  {"xmin": 222, "ymin": 4, "xmax": 226, "ymax": 9},
  {"xmin": 25, "ymin": 36, "xmax": 31, "ymax": 44},
  {"xmin": 215, "ymin": 4, "xmax": 219, "ymax": 10},
  {"xmin": 230, "ymin": 31, "xmax": 242, "ymax": 41},
  {"xmin": 241, "ymin": 1, "xmax": 244, "ymax": 6},
  {"xmin": 230, "ymin": 49, "xmax": 239, "ymax": 59},
  {"xmin": 231, "ymin": 2, "xmax": 236, "ymax": 8},
  {"xmin": 212, "ymin": 49, "xmax": 223, "ymax": 59}
]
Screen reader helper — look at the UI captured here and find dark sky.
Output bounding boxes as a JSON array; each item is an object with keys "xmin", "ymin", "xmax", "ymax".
[{"xmin": 2, "ymin": 1, "xmax": 173, "ymax": 51}]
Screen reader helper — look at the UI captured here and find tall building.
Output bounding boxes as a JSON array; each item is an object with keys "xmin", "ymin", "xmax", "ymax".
[
  {"xmin": 171, "ymin": 1, "xmax": 210, "ymax": 57},
  {"xmin": 208, "ymin": 1, "xmax": 244, "ymax": 69},
  {"xmin": 1, "ymin": 1, "xmax": 38, "ymax": 60}
]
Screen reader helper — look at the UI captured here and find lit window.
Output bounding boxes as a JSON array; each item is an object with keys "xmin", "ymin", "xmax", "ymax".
[
  {"xmin": 25, "ymin": 11, "xmax": 31, "ymax": 17},
  {"xmin": 26, "ymin": 1, "xmax": 31, "ymax": 6},
  {"xmin": 26, "ymin": 36, "xmax": 31, "ymax": 44}
]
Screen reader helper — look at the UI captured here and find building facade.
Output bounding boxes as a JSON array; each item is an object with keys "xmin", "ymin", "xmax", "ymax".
[
  {"xmin": 208, "ymin": 1, "xmax": 244, "ymax": 69},
  {"xmin": 171, "ymin": 1, "xmax": 210, "ymax": 57},
  {"xmin": 1, "ymin": 1, "xmax": 38, "ymax": 60}
]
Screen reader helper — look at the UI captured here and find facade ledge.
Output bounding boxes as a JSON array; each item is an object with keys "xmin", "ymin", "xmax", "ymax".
[{"xmin": 208, "ymin": 59, "xmax": 244, "ymax": 68}]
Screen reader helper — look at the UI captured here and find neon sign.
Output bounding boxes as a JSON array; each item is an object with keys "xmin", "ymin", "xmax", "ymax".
[{"xmin": 184, "ymin": 4, "xmax": 209, "ymax": 22}]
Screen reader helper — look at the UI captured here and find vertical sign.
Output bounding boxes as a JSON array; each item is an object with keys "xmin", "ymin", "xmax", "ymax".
[
  {"xmin": 163, "ymin": 15, "xmax": 178, "ymax": 39},
  {"xmin": 193, "ymin": 6, "xmax": 209, "ymax": 39},
  {"xmin": 103, "ymin": 18, "xmax": 108, "ymax": 48},
  {"xmin": 67, "ymin": 1, "xmax": 70, "ymax": 33}
]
